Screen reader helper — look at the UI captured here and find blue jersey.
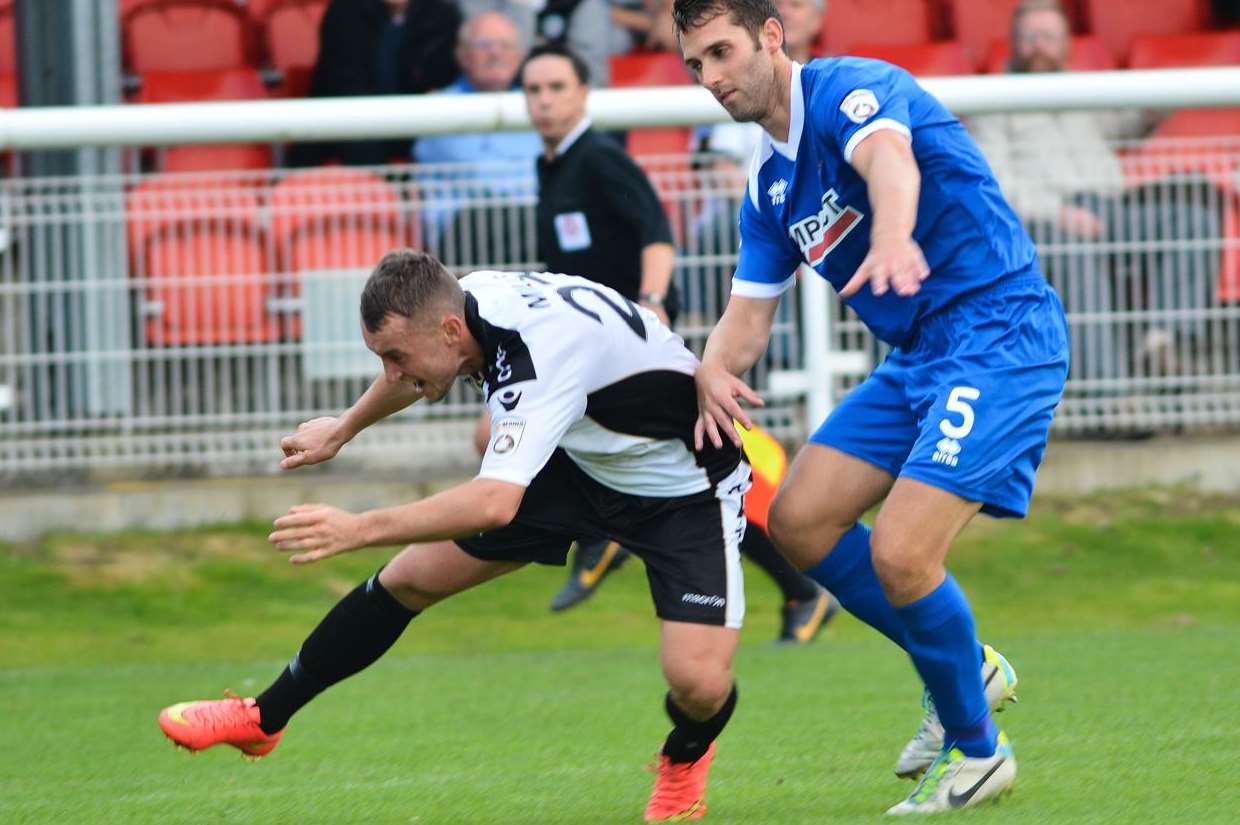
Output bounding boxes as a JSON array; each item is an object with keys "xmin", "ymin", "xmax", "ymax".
[{"xmin": 735, "ymin": 58, "xmax": 1037, "ymax": 348}]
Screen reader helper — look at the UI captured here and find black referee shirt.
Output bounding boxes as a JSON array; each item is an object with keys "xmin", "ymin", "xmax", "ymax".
[{"xmin": 535, "ymin": 127, "xmax": 674, "ymax": 301}]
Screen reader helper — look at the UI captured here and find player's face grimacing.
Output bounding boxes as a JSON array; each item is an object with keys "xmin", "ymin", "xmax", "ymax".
[
  {"xmin": 679, "ymin": 13, "xmax": 783, "ymax": 123},
  {"xmin": 362, "ymin": 312, "xmax": 468, "ymax": 403}
]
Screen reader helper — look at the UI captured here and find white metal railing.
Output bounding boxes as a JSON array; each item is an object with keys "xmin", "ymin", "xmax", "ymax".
[{"xmin": 3, "ymin": 68, "xmax": 1240, "ymax": 148}]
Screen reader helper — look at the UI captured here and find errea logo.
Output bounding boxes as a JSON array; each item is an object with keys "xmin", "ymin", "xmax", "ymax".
[
  {"xmin": 788, "ymin": 189, "xmax": 864, "ymax": 267},
  {"xmin": 932, "ymin": 436, "xmax": 961, "ymax": 467},
  {"xmin": 767, "ymin": 178, "xmax": 788, "ymax": 206}
]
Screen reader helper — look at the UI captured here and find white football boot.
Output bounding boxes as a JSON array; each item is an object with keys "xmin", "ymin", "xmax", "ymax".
[
  {"xmin": 893, "ymin": 644, "xmax": 1018, "ymax": 779},
  {"xmin": 886, "ymin": 732, "xmax": 1016, "ymax": 815}
]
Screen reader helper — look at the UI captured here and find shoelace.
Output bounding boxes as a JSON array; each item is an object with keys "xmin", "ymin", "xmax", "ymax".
[
  {"xmin": 909, "ymin": 751, "xmax": 959, "ymax": 804},
  {"xmin": 191, "ymin": 690, "xmax": 254, "ymax": 733},
  {"xmin": 911, "ymin": 690, "xmax": 942, "ymax": 741}
]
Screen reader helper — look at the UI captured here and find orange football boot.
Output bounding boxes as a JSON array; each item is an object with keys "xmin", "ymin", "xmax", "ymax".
[
  {"xmin": 644, "ymin": 742, "xmax": 716, "ymax": 821},
  {"xmin": 158, "ymin": 691, "xmax": 283, "ymax": 759}
]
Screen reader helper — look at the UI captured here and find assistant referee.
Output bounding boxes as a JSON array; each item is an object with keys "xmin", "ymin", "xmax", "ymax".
[{"xmin": 521, "ymin": 43, "xmax": 678, "ymax": 326}]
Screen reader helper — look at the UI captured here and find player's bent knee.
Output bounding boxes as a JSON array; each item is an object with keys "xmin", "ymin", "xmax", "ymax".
[
  {"xmin": 376, "ymin": 575, "xmax": 447, "ymax": 611},
  {"xmin": 768, "ymin": 494, "xmax": 849, "ymax": 569},
  {"xmin": 666, "ymin": 668, "xmax": 734, "ymax": 718},
  {"xmin": 870, "ymin": 535, "xmax": 940, "ymax": 605}
]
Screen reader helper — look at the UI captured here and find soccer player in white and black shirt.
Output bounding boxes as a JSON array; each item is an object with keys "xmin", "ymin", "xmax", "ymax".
[{"xmin": 157, "ymin": 249, "xmax": 749, "ymax": 822}]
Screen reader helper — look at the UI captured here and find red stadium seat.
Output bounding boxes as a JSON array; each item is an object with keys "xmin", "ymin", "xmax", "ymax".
[
  {"xmin": 0, "ymin": 74, "xmax": 15, "ymax": 108},
  {"xmin": 261, "ymin": 0, "xmax": 327, "ymax": 98},
  {"xmin": 1127, "ymin": 30, "xmax": 1240, "ymax": 69},
  {"xmin": 269, "ymin": 168, "xmax": 406, "ymax": 271},
  {"xmin": 608, "ymin": 52, "xmax": 693, "ymax": 86},
  {"xmin": 947, "ymin": 0, "xmax": 1030, "ymax": 69},
  {"xmin": 1128, "ymin": 32, "xmax": 1240, "ymax": 145},
  {"xmin": 126, "ymin": 179, "xmax": 276, "ymax": 344},
  {"xmin": 1084, "ymin": 0, "xmax": 1209, "ymax": 65},
  {"xmin": 126, "ymin": 177, "xmax": 265, "ymax": 257},
  {"xmin": 609, "ymin": 52, "xmax": 694, "ymax": 162},
  {"xmin": 137, "ymin": 66, "xmax": 268, "ymax": 104},
  {"xmin": 137, "ymin": 68, "xmax": 272, "ymax": 171},
  {"xmin": 849, "ymin": 42, "xmax": 974, "ymax": 76},
  {"xmin": 818, "ymin": 0, "xmax": 933, "ymax": 55},
  {"xmin": 268, "ymin": 169, "xmax": 407, "ymax": 338},
  {"xmin": 0, "ymin": 4, "xmax": 14, "ymax": 76},
  {"xmin": 123, "ymin": 0, "xmax": 257, "ymax": 73},
  {"xmin": 985, "ymin": 34, "xmax": 1116, "ymax": 73}
]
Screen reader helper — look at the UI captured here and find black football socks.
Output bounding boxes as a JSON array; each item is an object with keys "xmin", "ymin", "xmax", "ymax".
[
  {"xmin": 661, "ymin": 683, "xmax": 738, "ymax": 763},
  {"xmin": 256, "ymin": 571, "xmax": 418, "ymax": 735}
]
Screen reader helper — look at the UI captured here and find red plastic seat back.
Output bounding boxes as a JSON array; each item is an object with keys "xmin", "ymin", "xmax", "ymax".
[
  {"xmin": 1084, "ymin": 0, "xmax": 1209, "ymax": 64},
  {"xmin": 818, "ymin": 0, "xmax": 933, "ymax": 55},
  {"xmin": 124, "ymin": 0, "xmax": 256, "ymax": 72},
  {"xmin": 262, "ymin": 0, "xmax": 328, "ymax": 97},
  {"xmin": 126, "ymin": 179, "xmax": 274, "ymax": 344},
  {"xmin": 1127, "ymin": 31, "xmax": 1240, "ymax": 69},
  {"xmin": 849, "ymin": 42, "xmax": 974, "ymax": 76},
  {"xmin": 0, "ymin": 4, "xmax": 14, "ymax": 76},
  {"xmin": 137, "ymin": 67, "xmax": 268, "ymax": 104},
  {"xmin": 142, "ymin": 227, "xmax": 276, "ymax": 344},
  {"xmin": 609, "ymin": 52, "xmax": 693, "ymax": 86},
  {"xmin": 137, "ymin": 69, "xmax": 271, "ymax": 171},
  {"xmin": 269, "ymin": 169, "xmax": 404, "ymax": 268}
]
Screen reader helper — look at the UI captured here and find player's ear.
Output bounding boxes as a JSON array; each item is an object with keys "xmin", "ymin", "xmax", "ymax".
[
  {"xmin": 761, "ymin": 17, "xmax": 784, "ymax": 54},
  {"xmin": 441, "ymin": 313, "xmax": 464, "ymax": 344}
]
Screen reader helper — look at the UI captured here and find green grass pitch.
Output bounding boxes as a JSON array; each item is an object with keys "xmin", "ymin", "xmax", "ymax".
[{"xmin": 2, "ymin": 488, "xmax": 1238, "ymax": 824}]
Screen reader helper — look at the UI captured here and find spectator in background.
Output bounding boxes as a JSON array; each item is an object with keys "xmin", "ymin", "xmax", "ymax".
[
  {"xmin": 291, "ymin": 0, "xmax": 463, "ymax": 166},
  {"xmin": 968, "ymin": 0, "xmax": 1218, "ymax": 381},
  {"xmin": 414, "ymin": 11, "xmax": 542, "ymax": 269},
  {"xmin": 524, "ymin": 44, "xmax": 675, "ymax": 323},
  {"xmin": 460, "ymin": 0, "xmax": 615, "ymax": 87},
  {"xmin": 775, "ymin": 0, "xmax": 823, "ymax": 63}
]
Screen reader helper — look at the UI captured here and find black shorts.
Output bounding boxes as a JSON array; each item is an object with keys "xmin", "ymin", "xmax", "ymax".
[{"xmin": 456, "ymin": 450, "xmax": 750, "ymax": 628}]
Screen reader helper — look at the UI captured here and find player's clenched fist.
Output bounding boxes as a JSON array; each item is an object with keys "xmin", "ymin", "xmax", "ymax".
[
  {"xmin": 841, "ymin": 236, "xmax": 930, "ymax": 298},
  {"xmin": 279, "ymin": 416, "xmax": 347, "ymax": 470},
  {"xmin": 694, "ymin": 361, "xmax": 764, "ymax": 450}
]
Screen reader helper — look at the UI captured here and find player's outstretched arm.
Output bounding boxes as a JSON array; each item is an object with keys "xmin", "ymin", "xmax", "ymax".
[
  {"xmin": 279, "ymin": 374, "xmax": 422, "ymax": 470},
  {"xmin": 841, "ymin": 130, "xmax": 930, "ymax": 299},
  {"xmin": 695, "ymin": 295, "xmax": 777, "ymax": 449},
  {"xmin": 268, "ymin": 477, "xmax": 525, "ymax": 564}
]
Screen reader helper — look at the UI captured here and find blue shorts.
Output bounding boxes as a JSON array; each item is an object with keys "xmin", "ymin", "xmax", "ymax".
[{"xmin": 811, "ymin": 274, "xmax": 1069, "ymax": 518}]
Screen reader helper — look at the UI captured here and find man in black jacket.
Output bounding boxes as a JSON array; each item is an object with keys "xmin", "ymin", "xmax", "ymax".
[{"xmin": 291, "ymin": 0, "xmax": 463, "ymax": 166}]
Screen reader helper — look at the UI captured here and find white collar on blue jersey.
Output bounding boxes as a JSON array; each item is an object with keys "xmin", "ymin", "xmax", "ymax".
[
  {"xmin": 554, "ymin": 116, "xmax": 592, "ymax": 157},
  {"xmin": 768, "ymin": 62, "xmax": 804, "ymax": 162}
]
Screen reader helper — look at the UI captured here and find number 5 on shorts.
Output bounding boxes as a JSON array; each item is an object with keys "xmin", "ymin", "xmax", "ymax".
[{"xmin": 939, "ymin": 387, "xmax": 981, "ymax": 440}]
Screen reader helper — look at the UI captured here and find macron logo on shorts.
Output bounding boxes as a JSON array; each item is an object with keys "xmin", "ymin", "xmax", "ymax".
[
  {"xmin": 681, "ymin": 592, "xmax": 726, "ymax": 608},
  {"xmin": 788, "ymin": 189, "xmax": 864, "ymax": 267}
]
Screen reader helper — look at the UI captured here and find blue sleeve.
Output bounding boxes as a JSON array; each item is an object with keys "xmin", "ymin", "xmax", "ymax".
[
  {"xmin": 816, "ymin": 60, "xmax": 914, "ymax": 164},
  {"xmin": 733, "ymin": 184, "xmax": 800, "ymax": 299}
]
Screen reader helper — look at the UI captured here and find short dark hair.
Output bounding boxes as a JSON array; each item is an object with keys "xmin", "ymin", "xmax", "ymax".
[
  {"xmin": 519, "ymin": 43, "xmax": 591, "ymax": 87},
  {"xmin": 672, "ymin": 0, "xmax": 781, "ymax": 43},
  {"xmin": 360, "ymin": 249, "xmax": 464, "ymax": 333}
]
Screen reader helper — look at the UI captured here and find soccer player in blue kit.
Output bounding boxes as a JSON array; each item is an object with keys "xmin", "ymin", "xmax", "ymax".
[{"xmin": 675, "ymin": 0, "xmax": 1069, "ymax": 814}]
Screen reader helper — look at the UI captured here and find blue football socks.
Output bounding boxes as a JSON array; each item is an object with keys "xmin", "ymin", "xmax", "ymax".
[
  {"xmin": 803, "ymin": 522, "xmax": 910, "ymax": 649},
  {"xmin": 895, "ymin": 574, "xmax": 996, "ymax": 757}
]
